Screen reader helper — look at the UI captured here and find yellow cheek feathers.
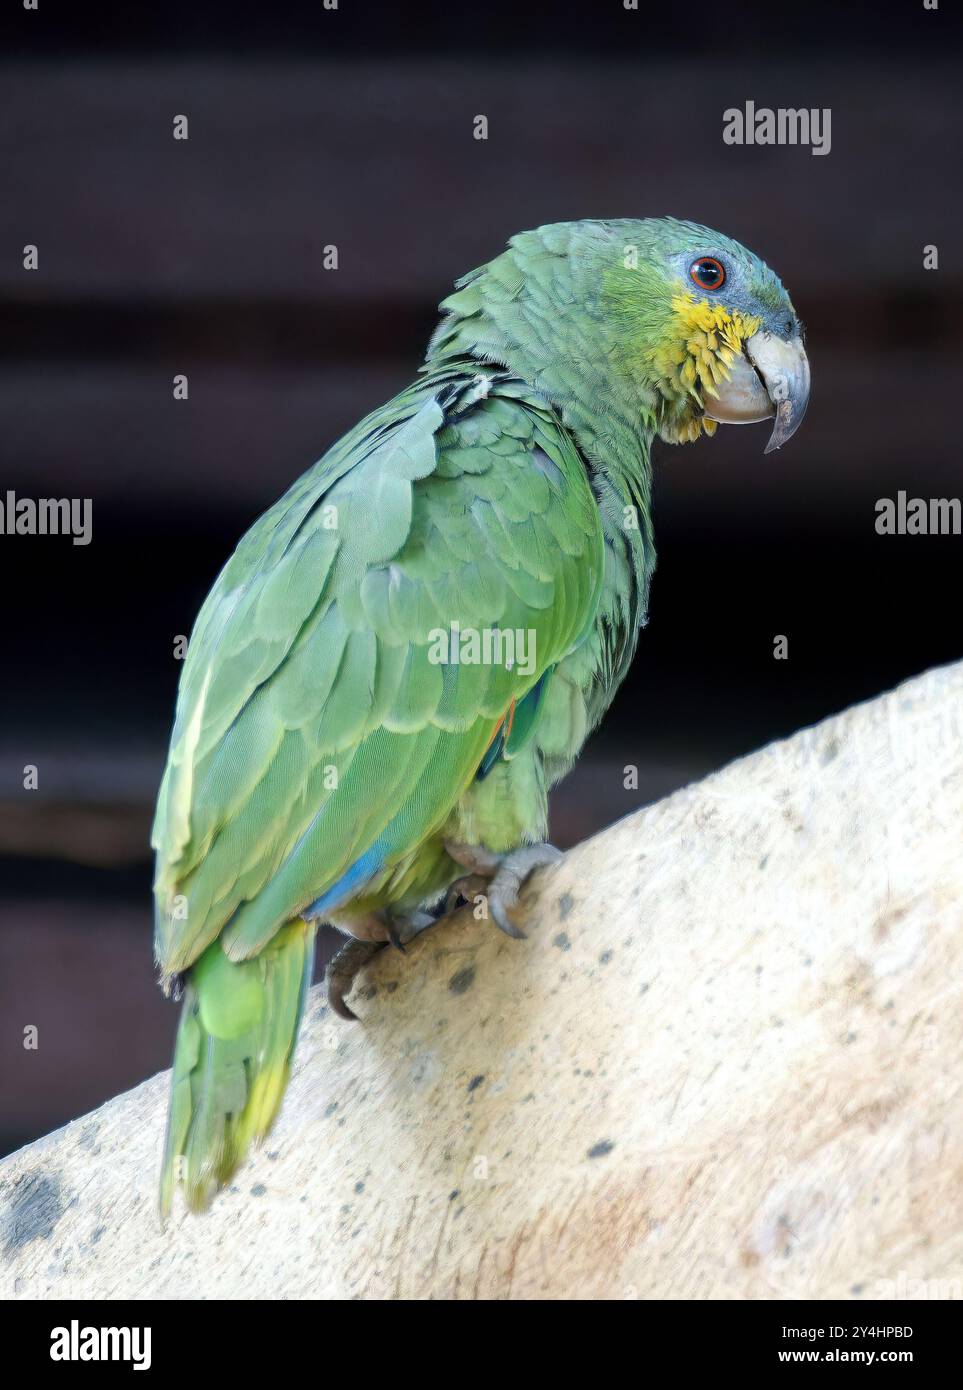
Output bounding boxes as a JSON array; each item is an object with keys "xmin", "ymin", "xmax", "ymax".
[{"xmin": 645, "ymin": 291, "xmax": 763, "ymax": 444}]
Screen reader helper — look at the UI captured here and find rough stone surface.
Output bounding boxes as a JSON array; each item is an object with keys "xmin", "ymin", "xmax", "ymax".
[{"xmin": 2, "ymin": 663, "xmax": 961, "ymax": 1300}]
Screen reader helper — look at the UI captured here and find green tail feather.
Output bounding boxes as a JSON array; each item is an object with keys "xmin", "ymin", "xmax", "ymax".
[{"xmin": 159, "ymin": 921, "xmax": 316, "ymax": 1217}]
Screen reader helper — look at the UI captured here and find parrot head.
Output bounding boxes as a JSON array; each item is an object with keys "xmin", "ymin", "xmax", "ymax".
[
  {"xmin": 600, "ymin": 217, "xmax": 810, "ymax": 452},
  {"xmin": 429, "ymin": 217, "xmax": 810, "ymax": 455}
]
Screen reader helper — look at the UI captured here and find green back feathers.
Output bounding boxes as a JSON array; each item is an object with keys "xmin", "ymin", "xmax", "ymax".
[{"xmin": 153, "ymin": 370, "xmax": 604, "ymax": 986}]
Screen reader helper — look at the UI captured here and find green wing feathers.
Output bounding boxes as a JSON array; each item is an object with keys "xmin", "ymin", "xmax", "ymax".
[
  {"xmin": 152, "ymin": 367, "xmax": 605, "ymax": 1211},
  {"xmin": 152, "ymin": 370, "xmax": 603, "ymax": 979}
]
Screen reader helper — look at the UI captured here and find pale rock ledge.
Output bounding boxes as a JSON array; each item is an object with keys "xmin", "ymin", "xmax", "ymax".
[{"xmin": 2, "ymin": 662, "xmax": 961, "ymax": 1300}]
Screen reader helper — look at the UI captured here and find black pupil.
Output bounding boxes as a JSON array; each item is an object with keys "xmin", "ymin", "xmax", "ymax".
[{"xmin": 696, "ymin": 260, "xmax": 720, "ymax": 285}]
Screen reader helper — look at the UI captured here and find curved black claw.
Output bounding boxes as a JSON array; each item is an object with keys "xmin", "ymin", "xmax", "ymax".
[
  {"xmin": 445, "ymin": 840, "xmax": 564, "ymax": 940},
  {"xmin": 386, "ymin": 909, "xmax": 436, "ymax": 952},
  {"xmin": 326, "ymin": 938, "xmax": 384, "ymax": 1021},
  {"xmin": 384, "ymin": 916, "xmax": 407, "ymax": 954},
  {"xmin": 489, "ymin": 897, "xmax": 529, "ymax": 940}
]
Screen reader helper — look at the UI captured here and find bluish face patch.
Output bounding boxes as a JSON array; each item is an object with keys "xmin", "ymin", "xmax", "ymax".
[{"xmin": 664, "ymin": 244, "xmax": 796, "ymax": 338}]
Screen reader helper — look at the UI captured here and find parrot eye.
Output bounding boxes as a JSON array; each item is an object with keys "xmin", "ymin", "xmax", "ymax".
[{"xmin": 689, "ymin": 256, "xmax": 726, "ymax": 291}]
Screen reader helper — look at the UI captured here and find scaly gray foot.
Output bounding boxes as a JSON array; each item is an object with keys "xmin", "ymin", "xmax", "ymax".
[
  {"xmin": 384, "ymin": 908, "xmax": 436, "ymax": 952},
  {"xmin": 326, "ymin": 909, "xmax": 438, "ymax": 1019},
  {"xmin": 326, "ymin": 937, "xmax": 384, "ymax": 1020},
  {"xmin": 444, "ymin": 840, "xmax": 563, "ymax": 939}
]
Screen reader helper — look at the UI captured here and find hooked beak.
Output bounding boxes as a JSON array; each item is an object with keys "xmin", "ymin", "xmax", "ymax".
[{"xmin": 704, "ymin": 330, "xmax": 811, "ymax": 453}]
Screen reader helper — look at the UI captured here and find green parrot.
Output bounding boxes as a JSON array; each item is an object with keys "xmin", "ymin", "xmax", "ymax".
[{"xmin": 153, "ymin": 218, "xmax": 810, "ymax": 1213}]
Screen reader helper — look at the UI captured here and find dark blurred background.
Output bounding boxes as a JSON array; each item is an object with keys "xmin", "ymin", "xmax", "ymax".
[{"xmin": 2, "ymin": 1, "xmax": 961, "ymax": 1157}]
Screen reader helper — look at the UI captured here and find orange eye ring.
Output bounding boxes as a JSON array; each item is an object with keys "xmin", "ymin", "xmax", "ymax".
[{"xmin": 690, "ymin": 256, "xmax": 726, "ymax": 291}]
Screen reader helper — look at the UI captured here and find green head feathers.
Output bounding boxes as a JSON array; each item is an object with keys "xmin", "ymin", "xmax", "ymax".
[{"xmin": 428, "ymin": 218, "xmax": 808, "ymax": 454}]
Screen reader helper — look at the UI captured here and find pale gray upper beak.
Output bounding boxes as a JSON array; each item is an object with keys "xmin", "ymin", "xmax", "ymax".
[{"xmin": 704, "ymin": 329, "xmax": 811, "ymax": 452}]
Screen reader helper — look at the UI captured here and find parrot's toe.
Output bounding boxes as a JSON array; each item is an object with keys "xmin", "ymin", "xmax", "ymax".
[
  {"xmin": 444, "ymin": 873, "xmax": 490, "ymax": 914},
  {"xmin": 327, "ymin": 908, "xmax": 439, "ymax": 1018},
  {"xmin": 486, "ymin": 842, "xmax": 564, "ymax": 938},
  {"xmin": 385, "ymin": 908, "xmax": 436, "ymax": 952},
  {"xmin": 488, "ymin": 890, "xmax": 528, "ymax": 940},
  {"xmin": 326, "ymin": 937, "xmax": 385, "ymax": 1020},
  {"xmin": 445, "ymin": 840, "xmax": 563, "ymax": 939}
]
